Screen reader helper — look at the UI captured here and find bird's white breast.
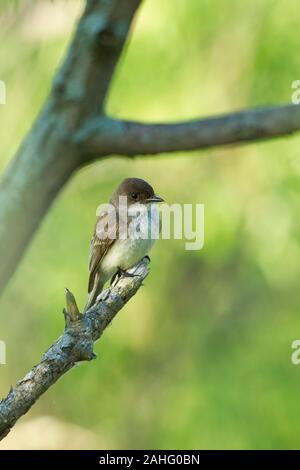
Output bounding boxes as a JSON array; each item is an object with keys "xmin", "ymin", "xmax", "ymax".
[{"xmin": 101, "ymin": 204, "xmax": 160, "ymax": 280}]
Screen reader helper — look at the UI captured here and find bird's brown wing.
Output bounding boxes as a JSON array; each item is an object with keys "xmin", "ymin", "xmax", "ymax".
[{"xmin": 88, "ymin": 210, "xmax": 117, "ymax": 293}]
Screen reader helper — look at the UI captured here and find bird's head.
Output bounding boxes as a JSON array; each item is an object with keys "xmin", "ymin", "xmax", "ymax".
[{"xmin": 111, "ymin": 177, "xmax": 164, "ymax": 207}]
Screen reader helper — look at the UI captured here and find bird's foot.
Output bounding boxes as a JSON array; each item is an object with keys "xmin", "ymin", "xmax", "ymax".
[
  {"xmin": 110, "ymin": 270, "xmax": 119, "ymax": 286},
  {"xmin": 110, "ymin": 266, "xmax": 140, "ymax": 286},
  {"xmin": 117, "ymin": 266, "xmax": 140, "ymax": 278}
]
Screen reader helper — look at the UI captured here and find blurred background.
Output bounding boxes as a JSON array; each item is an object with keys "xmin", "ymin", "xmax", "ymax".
[{"xmin": 1, "ymin": 0, "xmax": 300, "ymax": 450}]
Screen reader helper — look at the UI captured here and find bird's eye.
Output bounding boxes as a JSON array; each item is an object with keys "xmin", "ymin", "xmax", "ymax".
[{"xmin": 131, "ymin": 193, "xmax": 138, "ymax": 200}]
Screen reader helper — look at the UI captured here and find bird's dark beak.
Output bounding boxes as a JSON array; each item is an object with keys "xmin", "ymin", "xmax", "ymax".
[{"xmin": 146, "ymin": 194, "xmax": 164, "ymax": 203}]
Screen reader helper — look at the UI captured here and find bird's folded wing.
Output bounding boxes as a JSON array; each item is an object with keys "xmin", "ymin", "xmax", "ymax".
[{"xmin": 88, "ymin": 210, "xmax": 117, "ymax": 293}]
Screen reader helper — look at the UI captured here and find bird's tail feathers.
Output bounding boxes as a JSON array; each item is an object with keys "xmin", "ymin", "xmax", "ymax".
[{"xmin": 84, "ymin": 272, "xmax": 105, "ymax": 312}]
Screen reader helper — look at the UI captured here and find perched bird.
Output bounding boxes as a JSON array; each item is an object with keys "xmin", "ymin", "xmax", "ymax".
[{"xmin": 85, "ymin": 178, "xmax": 163, "ymax": 311}]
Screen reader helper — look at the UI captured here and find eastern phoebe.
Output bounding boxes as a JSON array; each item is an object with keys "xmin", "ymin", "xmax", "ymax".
[{"xmin": 85, "ymin": 178, "xmax": 164, "ymax": 311}]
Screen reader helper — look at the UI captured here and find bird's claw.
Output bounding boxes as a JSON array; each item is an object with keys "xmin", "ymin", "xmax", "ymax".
[
  {"xmin": 117, "ymin": 266, "xmax": 140, "ymax": 278},
  {"xmin": 110, "ymin": 266, "xmax": 141, "ymax": 286}
]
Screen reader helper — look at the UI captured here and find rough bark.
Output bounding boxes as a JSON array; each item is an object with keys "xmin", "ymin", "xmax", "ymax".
[{"xmin": 0, "ymin": 258, "xmax": 149, "ymax": 441}]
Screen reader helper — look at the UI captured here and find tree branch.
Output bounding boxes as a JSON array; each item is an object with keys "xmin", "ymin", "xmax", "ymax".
[
  {"xmin": 0, "ymin": 0, "xmax": 299, "ymax": 446},
  {"xmin": 75, "ymin": 104, "xmax": 300, "ymax": 159},
  {"xmin": 0, "ymin": 258, "xmax": 149, "ymax": 441},
  {"xmin": 0, "ymin": 0, "xmax": 141, "ymax": 297},
  {"xmin": 1, "ymin": 0, "xmax": 300, "ymax": 301}
]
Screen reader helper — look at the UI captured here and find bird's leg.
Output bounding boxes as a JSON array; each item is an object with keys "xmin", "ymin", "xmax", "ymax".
[
  {"xmin": 110, "ymin": 267, "xmax": 130, "ymax": 287},
  {"xmin": 117, "ymin": 266, "xmax": 140, "ymax": 278},
  {"xmin": 110, "ymin": 269, "xmax": 120, "ymax": 286},
  {"xmin": 110, "ymin": 265, "xmax": 142, "ymax": 286}
]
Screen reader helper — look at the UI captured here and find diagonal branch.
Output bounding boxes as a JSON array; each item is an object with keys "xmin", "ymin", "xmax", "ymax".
[
  {"xmin": 76, "ymin": 104, "xmax": 300, "ymax": 159},
  {"xmin": 0, "ymin": 258, "xmax": 149, "ymax": 441}
]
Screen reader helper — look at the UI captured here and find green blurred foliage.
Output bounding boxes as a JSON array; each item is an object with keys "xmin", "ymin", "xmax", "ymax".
[{"xmin": 1, "ymin": 0, "xmax": 300, "ymax": 449}]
